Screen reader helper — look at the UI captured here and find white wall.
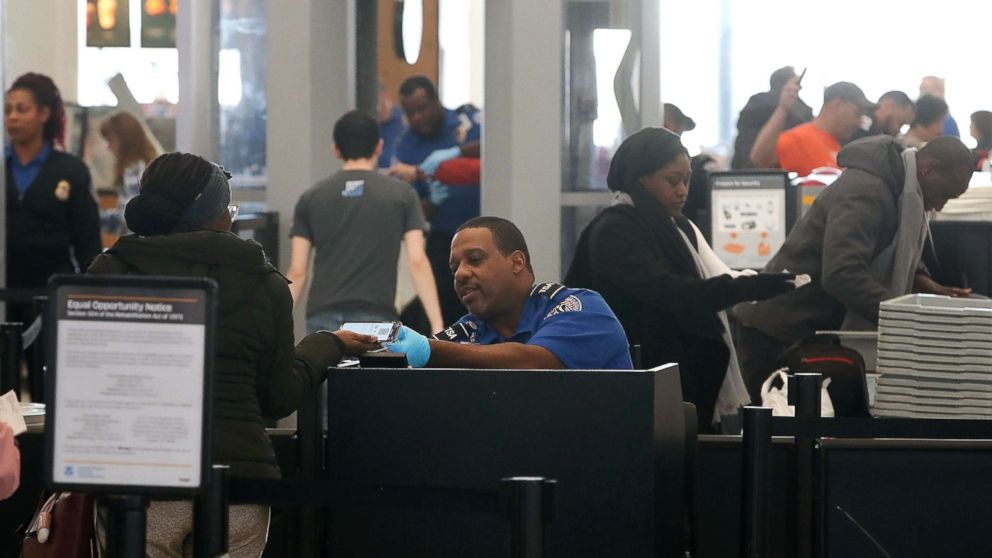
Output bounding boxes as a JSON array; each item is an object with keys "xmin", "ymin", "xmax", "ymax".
[
  {"xmin": 3, "ymin": 0, "xmax": 78, "ymax": 100},
  {"xmin": 438, "ymin": 0, "xmax": 485, "ymax": 109}
]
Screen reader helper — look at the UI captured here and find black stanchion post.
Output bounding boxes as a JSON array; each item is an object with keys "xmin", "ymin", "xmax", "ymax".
[
  {"xmin": 103, "ymin": 494, "xmax": 148, "ymax": 558},
  {"xmin": 788, "ymin": 372, "xmax": 822, "ymax": 558},
  {"xmin": 30, "ymin": 295, "xmax": 47, "ymax": 402},
  {"xmin": 194, "ymin": 465, "xmax": 230, "ymax": 558},
  {"xmin": 298, "ymin": 380, "xmax": 325, "ymax": 556},
  {"xmin": 740, "ymin": 406, "xmax": 772, "ymax": 558},
  {"xmin": 501, "ymin": 477, "xmax": 557, "ymax": 558},
  {"xmin": 630, "ymin": 345, "xmax": 643, "ymax": 369},
  {"xmin": 0, "ymin": 322, "xmax": 24, "ymax": 398},
  {"xmin": 790, "ymin": 373, "xmax": 822, "ymax": 419}
]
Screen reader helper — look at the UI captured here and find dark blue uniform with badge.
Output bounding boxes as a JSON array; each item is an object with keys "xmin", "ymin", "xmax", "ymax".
[
  {"xmin": 5, "ymin": 146, "xmax": 101, "ymax": 289},
  {"xmin": 395, "ymin": 104, "xmax": 483, "ymax": 325},
  {"xmin": 434, "ymin": 283, "xmax": 634, "ymax": 370},
  {"xmin": 394, "ymin": 105, "xmax": 481, "ymax": 234}
]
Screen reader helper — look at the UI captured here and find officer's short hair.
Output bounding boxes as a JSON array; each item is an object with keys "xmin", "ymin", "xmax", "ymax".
[
  {"xmin": 913, "ymin": 95, "xmax": 949, "ymax": 127},
  {"xmin": 878, "ymin": 90, "xmax": 914, "ymax": 109},
  {"xmin": 399, "ymin": 75, "xmax": 439, "ymax": 102},
  {"xmin": 457, "ymin": 216, "xmax": 533, "ymax": 272},
  {"xmin": 333, "ymin": 110, "xmax": 380, "ymax": 160}
]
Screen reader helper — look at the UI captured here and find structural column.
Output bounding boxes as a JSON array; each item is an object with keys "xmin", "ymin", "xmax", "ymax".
[
  {"xmin": 176, "ymin": 0, "xmax": 219, "ymax": 160},
  {"xmin": 483, "ymin": 0, "xmax": 563, "ymax": 281}
]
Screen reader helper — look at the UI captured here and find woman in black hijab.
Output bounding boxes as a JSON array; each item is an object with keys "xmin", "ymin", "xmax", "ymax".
[{"xmin": 566, "ymin": 128, "xmax": 794, "ymax": 430}]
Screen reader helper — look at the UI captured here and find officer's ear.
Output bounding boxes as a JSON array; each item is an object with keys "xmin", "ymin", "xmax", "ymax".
[{"xmin": 508, "ymin": 250, "xmax": 527, "ymax": 275}]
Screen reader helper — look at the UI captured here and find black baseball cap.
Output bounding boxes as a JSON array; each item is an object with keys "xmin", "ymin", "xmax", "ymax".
[{"xmin": 823, "ymin": 82, "xmax": 874, "ymax": 111}]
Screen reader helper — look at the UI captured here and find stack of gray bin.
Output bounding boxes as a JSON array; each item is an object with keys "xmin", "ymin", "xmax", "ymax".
[{"xmin": 874, "ymin": 294, "xmax": 992, "ymax": 419}]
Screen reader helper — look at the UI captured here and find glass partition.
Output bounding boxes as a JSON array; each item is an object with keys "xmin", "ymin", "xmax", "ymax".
[
  {"xmin": 217, "ymin": 0, "xmax": 266, "ymax": 189},
  {"xmin": 560, "ymin": 0, "xmax": 647, "ymax": 273}
]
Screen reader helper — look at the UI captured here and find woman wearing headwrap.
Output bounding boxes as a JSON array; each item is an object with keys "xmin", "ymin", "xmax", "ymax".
[
  {"xmin": 88, "ymin": 153, "xmax": 379, "ymax": 557},
  {"xmin": 566, "ymin": 128, "xmax": 795, "ymax": 430}
]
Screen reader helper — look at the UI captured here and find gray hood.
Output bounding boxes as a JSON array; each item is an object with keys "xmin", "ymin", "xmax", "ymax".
[{"xmin": 836, "ymin": 136, "xmax": 907, "ymax": 196}]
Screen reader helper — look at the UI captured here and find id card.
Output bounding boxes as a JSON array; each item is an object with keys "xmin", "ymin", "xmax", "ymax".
[{"xmin": 341, "ymin": 322, "xmax": 401, "ymax": 343}]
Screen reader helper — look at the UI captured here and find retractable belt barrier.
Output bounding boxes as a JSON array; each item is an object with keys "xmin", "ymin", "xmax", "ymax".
[
  {"xmin": 0, "ymin": 293, "xmax": 49, "ymax": 401},
  {"xmin": 0, "ymin": 288, "xmax": 48, "ymax": 304},
  {"xmin": 739, "ymin": 372, "xmax": 992, "ymax": 558}
]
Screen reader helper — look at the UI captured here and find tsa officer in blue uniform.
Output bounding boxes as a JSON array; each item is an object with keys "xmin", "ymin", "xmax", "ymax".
[
  {"xmin": 5, "ymin": 73, "xmax": 100, "ymax": 305},
  {"xmin": 389, "ymin": 75, "xmax": 482, "ymax": 325},
  {"xmin": 387, "ymin": 216, "xmax": 633, "ymax": 370}
]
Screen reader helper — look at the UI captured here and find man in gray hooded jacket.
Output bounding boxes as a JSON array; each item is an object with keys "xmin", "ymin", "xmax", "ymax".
[{"xmin": 735, "ymin": 135, "xmax": 974, "ymax": 399}]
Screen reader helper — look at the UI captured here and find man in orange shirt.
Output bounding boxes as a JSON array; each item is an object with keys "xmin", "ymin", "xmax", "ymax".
[{"xmin": 776, "ymin": 82, "xmax": 873, "ymax": 176}]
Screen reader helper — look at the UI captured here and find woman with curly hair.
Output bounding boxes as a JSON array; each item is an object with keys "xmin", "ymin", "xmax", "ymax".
[{"xmin": 4, "ymin": 72, "xmax": 100, "ymax": 368}]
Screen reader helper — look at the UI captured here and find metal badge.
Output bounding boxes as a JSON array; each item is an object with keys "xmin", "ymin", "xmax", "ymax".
[{"xmin": 54, "ymin": 180, "xmax": 71, "ymax": 202}]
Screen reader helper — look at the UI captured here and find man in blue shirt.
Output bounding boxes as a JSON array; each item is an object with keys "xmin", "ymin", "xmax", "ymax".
[
  {"xmin": 389, "ymin": 76, "xmax": 482, "ymax": 325},
  {"xmin": 387, "ymin": 217, "xmax": 633, "ymax": 370}
]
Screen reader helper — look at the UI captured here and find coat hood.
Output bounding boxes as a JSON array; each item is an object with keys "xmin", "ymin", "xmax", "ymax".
[
  {"xmin": 102, "ymin": 230, "xmax": 282, "ymax": 312},
  {"xmin": 836, "ymin": 136, "xmax": 907, "ymax": 194}
]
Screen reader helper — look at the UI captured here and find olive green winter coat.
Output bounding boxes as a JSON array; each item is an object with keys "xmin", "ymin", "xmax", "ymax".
[{"xmin": 88, "ymin": 229, "xmax": 344, "ymax": 478}]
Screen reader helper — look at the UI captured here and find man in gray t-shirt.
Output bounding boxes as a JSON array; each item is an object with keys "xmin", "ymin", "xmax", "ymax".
[{"xmin": 287, "ymin": 111, "xmax": 444, "ymax": 333}]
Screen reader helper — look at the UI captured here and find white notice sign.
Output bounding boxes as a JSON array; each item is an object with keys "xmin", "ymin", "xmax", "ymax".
[
  {"xmin": 49, "ymin": 281, "xmax": 212, "ymax": 492},
  {"xmin": 710, "ymin": 173, "xmax": 789, "ymax": 270}
]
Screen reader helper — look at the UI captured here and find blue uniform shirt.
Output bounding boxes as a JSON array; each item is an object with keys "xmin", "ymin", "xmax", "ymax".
[
  {"xmin": 379, "ymin": 106, "xmax": 406, "ymax": 169},
  {"xmin": 394, "ymin": 105, "xmax": 482, "ymax": 234},
  {"xmin": 6, "ymin": 142, "xmax": 51, "ymax": 195},
  {"xmin": 435, "ymin": 283, "xmax": 634, "ymax": 370},
  {"xmin": 942, "ymin": 114, "xmax": 960, "ymax": 138}
]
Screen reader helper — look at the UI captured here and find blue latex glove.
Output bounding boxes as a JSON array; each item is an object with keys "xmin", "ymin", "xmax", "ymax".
[
  {"xmin": 419, "ymin": 146, "xmax": 461, "ymax": 177},
  {"xmin": 428, "ymin": 180, "xmax": 450, "ymax": 206},
  {"xmin": 385, "ymin": 325, "xmax": 431, "ymax": 367}
]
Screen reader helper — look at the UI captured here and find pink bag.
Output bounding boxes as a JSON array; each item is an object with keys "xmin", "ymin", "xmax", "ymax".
[{"xmin": 0, "ymin": 422, "xmax": 20, "ymax": 500}]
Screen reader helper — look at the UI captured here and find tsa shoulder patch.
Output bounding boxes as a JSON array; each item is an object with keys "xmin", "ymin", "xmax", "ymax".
[
  {"xmin": 342, "ymin": 180, "xmax": 365, "ymax": 198},
  {"xmin": 432, "ymin": 320, "xmax": 479, "ymax": 343},
  {"xmin": 530, "ymin": 283, "xmax": 567, "ymax": 299},
  {"xmin": 545, "ymin": 295, "xmax": 583, "ymax": 319}
]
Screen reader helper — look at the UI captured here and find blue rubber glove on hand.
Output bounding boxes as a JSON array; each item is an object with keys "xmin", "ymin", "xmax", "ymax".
[
  {"xmin": 428, "ymin": 180, "xmax": 450, "ymax": 206},
  {"xmin": 385, "ymin": 325, "xmax": 431, "ymax": 367},
  {"xmin": 419, "ymin": 146, "xmax": 461, "ymax": 177}
]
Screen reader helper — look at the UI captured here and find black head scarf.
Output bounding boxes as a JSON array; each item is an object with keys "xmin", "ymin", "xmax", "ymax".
[{"xmin": 606, "ymin": 127, "xmax": 699, "ymax": 278}]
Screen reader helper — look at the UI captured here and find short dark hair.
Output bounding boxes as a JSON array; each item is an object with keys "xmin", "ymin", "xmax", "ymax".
[
  {"xmin": 918, "ymin": 136, "xmax": 974, "ymax": 174},
  {"xmin": 823, "ymin": 81, "xmax": 871, "ymax": 108},
  {"xmin": 399, "ymin": 75, "xmax": 439, "ymax": 102},
  {"xmin": 769, "ymin": 66, "xmax": 795, "ymax": 92},
  {"xmin": 457, "ymin": 216, "xmax": 533, "ymax": 272},
  {"xmin": 333, "ymin": 110, "xmax": 380, "ymax": 160},
  {"xmin": 878, "ymin": 90, "xmax": 914, "ymax": 108},
  {"xmin": 913, "ymin": 95, "xmax": 949, "ymax": 127}
]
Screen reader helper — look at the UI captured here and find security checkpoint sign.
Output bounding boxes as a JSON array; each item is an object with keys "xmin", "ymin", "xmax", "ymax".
[
  {"xmin": 709, "ymin": 172, "xmax": 789, "ymax": 270},
  {"xmin": 45, "ymin": 275, "xmax": 216, "ymax": 496}
]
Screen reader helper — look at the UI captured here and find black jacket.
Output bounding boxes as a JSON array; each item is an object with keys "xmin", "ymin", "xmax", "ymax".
[
  {"xmin": 732, "ymin": 91, "xmax": 814, "ymax": 169},
  {"xmin": 6, "ymin": 150, "xmax": 101, "ymax": 288},
  {"xmin": 566, "ymin": 205, "xmax": 756, "ymax": 428},
  {"xmin": 89, "ymin": 230, "xmax": 346, "ymax": 478}
]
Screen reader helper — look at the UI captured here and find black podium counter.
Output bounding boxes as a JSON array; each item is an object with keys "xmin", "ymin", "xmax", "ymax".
[
  {"xmin": 324, "ymin": 366, "xmax": 685, "ymax": 557},
  {"xmin": 930, "ymin": 221, "xmax": 992, "ymax": 296}
]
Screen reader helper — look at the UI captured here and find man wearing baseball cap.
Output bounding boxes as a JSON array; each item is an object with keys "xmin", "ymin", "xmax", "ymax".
[{"xmin": 776, "ymin": 81, "xmax": 874, "ymax": 176}]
